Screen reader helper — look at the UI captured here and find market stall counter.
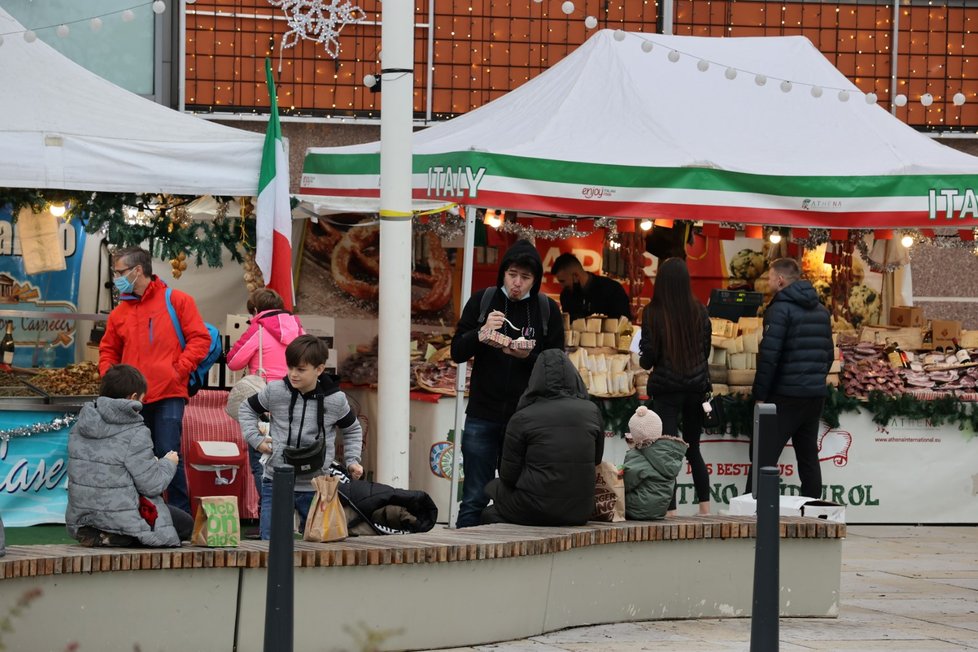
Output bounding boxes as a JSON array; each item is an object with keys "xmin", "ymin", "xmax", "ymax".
[{"xmin": 0, "ymin": 371, "xmax": 260, "ymax": 525}]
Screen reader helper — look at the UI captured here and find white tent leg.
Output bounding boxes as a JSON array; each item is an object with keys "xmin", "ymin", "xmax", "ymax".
[
  {"xmin": 448, "ymin": 207, "xmax": 476, "ymax": 528},
  {"xmin": 376, "ymin": 0, "xmax": 414, "ymax": 488}
]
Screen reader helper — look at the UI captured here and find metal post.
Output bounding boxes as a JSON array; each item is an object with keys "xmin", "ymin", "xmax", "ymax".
[
  {"xmin": 448, "ymin": 206, "xmax": 476, "ymax": 528},
  {"xmin": 890, "ymin": 0, "xmax": 900, "ymax": 115},
  {"xmin": 750, "ymin": 401, "xmax": 780, "ymax": 652},
  {"xmin": 376, "ymin": 0, "xmax": 415, "ymax": 488},
  {"xmin": 751, "ymin": 403, "xmax": 778, "ymax": 499},
  {"xmin": 750, "ymin": 466, "xmax": 781, "ymax": 652},
  {"xmin": 263, "ymin": 465, "xmax": 294, "ymax": 652}
]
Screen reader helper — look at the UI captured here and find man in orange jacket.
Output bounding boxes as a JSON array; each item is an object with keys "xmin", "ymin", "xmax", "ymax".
[{"xmin": 99, "ymin": 247, "xmax": 211, "ymax": 512}]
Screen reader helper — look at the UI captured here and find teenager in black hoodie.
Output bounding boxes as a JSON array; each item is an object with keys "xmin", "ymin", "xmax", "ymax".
[{"xmin": 450, "ymin": 239, "xmax": 564, "ymax": 527}]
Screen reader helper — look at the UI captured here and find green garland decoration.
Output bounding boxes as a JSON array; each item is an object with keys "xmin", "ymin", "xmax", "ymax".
[
  {"xmin": 1, "ymin": 188, "xmax": 255, "ymax": 268},
  {"xmin": 591, "ymin": 394, "xmax": 641, "ymax": 437},
  {"xmin": 862, "ymin": 390, "xmax": 978, "ymax": 434},
  {"xmin": 701, "ymin": 385, "xmax": 975, "ymax": 438}
]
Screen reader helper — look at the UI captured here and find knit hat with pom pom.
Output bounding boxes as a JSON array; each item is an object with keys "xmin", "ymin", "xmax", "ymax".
[{"xmin": 627, "ymin": 405, "xmax": 663, "ymax": 449}]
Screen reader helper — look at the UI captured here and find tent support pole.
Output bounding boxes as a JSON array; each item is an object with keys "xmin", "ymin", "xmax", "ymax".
[
  {"xmin": 448, "ymin": 206, "xmax": 476, "ymax": 528},
  {"xmin": 661, "ymin": 0, "xmax": 675, "ymax": 35},
  {"xmin": 376, "ymin": 0, "xmax": 414, "ymax": 488},
  {"xmin": 890, "ymin": 1, "xmax": 900, "ymax": 116}
]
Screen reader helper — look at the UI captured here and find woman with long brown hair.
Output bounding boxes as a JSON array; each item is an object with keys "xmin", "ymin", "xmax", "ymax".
[{"xmin": 638, "ymin": 257, "xmax": 713, "ymax": 516}]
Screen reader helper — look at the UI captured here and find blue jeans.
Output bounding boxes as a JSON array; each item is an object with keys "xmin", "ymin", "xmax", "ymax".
[
  {"xmin": 456, "ymin": 416, "xmax": 506, "ymax": 528},
  {"xmin": 142, "ymin": 398, "xmax": 189, "ymax": 513},
  {"xmin": 259, "ymin": 478, "xmax": 315, "ymax": 540}
]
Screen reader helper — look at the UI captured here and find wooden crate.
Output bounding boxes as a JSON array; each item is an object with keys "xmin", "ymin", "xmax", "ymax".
[
  {"xmin": 859, "ymin": 325, "xmax": 924, "ymax": 351},
  {"xmin": 960, "ymin": 330, "xmax": 978, "ymax": 348}
]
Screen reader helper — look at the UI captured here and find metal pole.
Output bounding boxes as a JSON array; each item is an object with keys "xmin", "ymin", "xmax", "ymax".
[
  {"xmin": 749, "ymin": 401, "xmax": 780, "ymax": 652},
  {"xmin": 751, "ymin": 403, "xmax": 777, "ymax": 499},
  {"xmin": 890, "ymin": 0, "xmax": 900, "ymax": 115},
  {"xmin": 263, "ymin": 465, "xmax": 294, "ymax": 652},
  {"xmin": 750, "ymin": 466, "xmax": 781, "ymax": 652},
  {"xmin": 448, "ymin": 206, "xmax": 476, "ymax": 528},
  {"xmin": 376, "ymin": 0, "xmax": 415, "ymax": 488},
  {"xmin": 661, "ymin": 0, "xmax": 675, "ymax": 35}
]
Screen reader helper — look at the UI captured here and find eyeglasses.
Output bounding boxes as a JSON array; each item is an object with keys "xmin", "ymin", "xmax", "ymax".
[{"xmin": 111, "ymin": 265, "xmax": 135, "ymax": 278}]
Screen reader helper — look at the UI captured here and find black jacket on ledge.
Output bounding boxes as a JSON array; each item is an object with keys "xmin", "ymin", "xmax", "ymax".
[
  {"xmin": 639, "ymin": 302, "xmax": 712, "ymax": 396},
  {"xmin": 485, "ymin": 349, "xmax": 604, "ymax": 526},
  {"xmin": 752, "ymin": 280, "xmax": 834, "ymax": 402}
]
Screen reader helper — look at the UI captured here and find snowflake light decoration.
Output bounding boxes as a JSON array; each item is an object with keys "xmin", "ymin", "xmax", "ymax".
[{"xmin": 269, "ymin": 0, "xmax": 366, "ymax": 59}]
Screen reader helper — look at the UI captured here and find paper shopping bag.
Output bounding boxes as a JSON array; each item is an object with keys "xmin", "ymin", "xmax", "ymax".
[
  {"xmin": 191, "ymin": 496, "xmax": 240, "ymax": 547},
  {"xmin": 595, "ymin": 461, "xmax": 625, "ymax": 522},
  {"xmin": 591, "ymin": 468, "xmax": 617, "ymax": 522},
  {"xmin": 303, "ymin": 475, "xmax": 348, "ymax": 543}
]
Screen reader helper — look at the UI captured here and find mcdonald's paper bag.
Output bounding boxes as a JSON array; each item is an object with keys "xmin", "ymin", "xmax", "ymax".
[
  {"xmin": 595, "ymin": 461, "xmax": 625, "ymax": 522},
  {"xmin": 303, "ymin": 475, "xmax": 348, "ymax": 542},
  {"xmin": 191, "ymin": 496, "xmax": 240, "ymax": 547}
]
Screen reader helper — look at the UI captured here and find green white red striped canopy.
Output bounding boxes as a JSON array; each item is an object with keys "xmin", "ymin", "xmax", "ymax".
[{"xmin": 300, "ymin": 30, "xmax": 978, "ymax": 228}]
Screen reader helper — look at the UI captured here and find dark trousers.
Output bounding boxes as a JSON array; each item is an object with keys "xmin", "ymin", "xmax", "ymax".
[
  {"xmin": 456, "ymin": 416, "xmax": 506, "ymax": 528},
  {"xmin": 169, "ymin": 505, "xmax": 194, "ymax": 541},
  {"xmin": 745, "ymin": 395, "xmax": 825, "ymax": 499},
  {"xmin": 142, "ymin": 398, "xmax": 190, "ymax": 512},
  {"xmin": 652, "ymin": 392, "xmax": 710, "ymax": 510}
]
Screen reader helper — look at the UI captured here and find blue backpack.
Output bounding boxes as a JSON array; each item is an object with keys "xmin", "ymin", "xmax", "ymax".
[{"xmin": 164, "ymin": 288, "xmax": 222, "ymax": 396}]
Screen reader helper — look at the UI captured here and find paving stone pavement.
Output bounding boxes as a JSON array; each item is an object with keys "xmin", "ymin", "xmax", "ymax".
[{"xmin": 436, "ymin": 525, "xmax": 978, "ymax": 652}]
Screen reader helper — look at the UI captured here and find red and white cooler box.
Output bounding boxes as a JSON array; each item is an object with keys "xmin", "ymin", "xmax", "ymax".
[{"xmin": 186, "ymin": 440, "xmax": 249, "ymax": 519}]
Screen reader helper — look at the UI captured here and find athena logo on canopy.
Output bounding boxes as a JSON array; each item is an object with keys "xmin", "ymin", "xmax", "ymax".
[
  {"xmin": 426, "ymin": 166, "xmax": 487, "ymax": 199},
  {"xmin": 928, "ymin": 188, "xmax": 978, "ymax": 220},
  {"xmin": 801, "ymin": 198, "xmax": 843, "ymax": 210}
]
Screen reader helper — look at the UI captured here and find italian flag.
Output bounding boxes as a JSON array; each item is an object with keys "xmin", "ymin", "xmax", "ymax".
[{"xmin": 256, "ymin": 58, "xmax": 294, "ymax": 310}]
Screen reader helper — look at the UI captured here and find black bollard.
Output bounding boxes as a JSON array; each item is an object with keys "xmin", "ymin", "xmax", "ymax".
[
  {"xmin": 264, "ymin": 465, "xmax": 295, "ymax": 652},
  {"xmin": 750, "ymin": 465, "xmax": 781, "ymax": 651}
]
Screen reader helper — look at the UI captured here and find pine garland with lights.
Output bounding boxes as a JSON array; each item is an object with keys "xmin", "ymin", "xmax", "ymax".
[
  {"xmin": 1, "ymin": 188, "xmax": 255, "ymax": 269},
  {"xmin": 702, "ymin": 385, "xmax": 975, "ymax": 438},
  {"xmin": 591, "ymin": 394, "xmax": 641, "ymax": 438},
  {"xmin": 494, "ymin": 216, "xmax": 619, "ymax": 240}
]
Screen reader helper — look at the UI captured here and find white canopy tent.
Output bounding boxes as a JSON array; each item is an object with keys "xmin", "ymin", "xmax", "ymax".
[
  {"xmin": 298, "ymin": 29, "xmax": 978, "ymax": 523},
  {"xmin": 300, "ymin": 30, "xmax": 978, "ymax": 227},
  {"xmin": 0, "ymin": 6, "xmax": 263, "ymax": 196}
]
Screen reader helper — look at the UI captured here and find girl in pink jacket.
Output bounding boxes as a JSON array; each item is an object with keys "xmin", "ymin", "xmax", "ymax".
[
  {"xmin": 226, "ymin": 289, "xmax": 305, "ymax": 382},
  {"xmin": 227, "ymin": 289, "xmax": 305, "ymax": 510}
]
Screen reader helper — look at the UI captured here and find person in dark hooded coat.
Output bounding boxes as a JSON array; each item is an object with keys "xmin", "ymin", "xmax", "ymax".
[
  {"xmin": 747, "ymin": 257, "xmax": 834, "ymax": 499},
  {"xmin": 482, "ymin": 349, "xmax": 603, "ymax": 526},
  {"xmin": 450, "ymin": 239, "xmax": 565, "ymax": 528}
]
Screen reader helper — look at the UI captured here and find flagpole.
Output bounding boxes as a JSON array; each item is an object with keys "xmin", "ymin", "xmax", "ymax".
[{"xmin": 376, "ymin": 0, "xmax": 414, "ymax": 488}]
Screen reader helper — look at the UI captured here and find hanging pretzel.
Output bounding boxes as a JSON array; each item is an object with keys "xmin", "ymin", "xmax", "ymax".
[{"xmin": 331, "ymin": 225, "xmax": 452, "ymax": 313}]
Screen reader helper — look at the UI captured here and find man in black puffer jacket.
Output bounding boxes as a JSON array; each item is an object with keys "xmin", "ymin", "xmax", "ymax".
[
  {"xmin": 482, "ymin": 349, "xmax": 604, "ymax": 526},
  {"xmin": 748, "ymin": 257, "xmax": 834, "ymax": 499}
]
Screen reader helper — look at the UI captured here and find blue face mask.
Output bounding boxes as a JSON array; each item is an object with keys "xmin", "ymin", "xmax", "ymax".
[{"xmin": 114, "ymin": 270, "xmax": 135, "ymax": 294}]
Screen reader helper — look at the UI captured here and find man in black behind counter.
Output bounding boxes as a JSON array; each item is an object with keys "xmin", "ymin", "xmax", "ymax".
[{"xmin": 550, "ymin": 253, "xmax": 631, "ymax": 321}]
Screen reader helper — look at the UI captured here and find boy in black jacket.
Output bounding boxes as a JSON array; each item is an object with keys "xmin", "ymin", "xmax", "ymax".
[{"xmin": 450, "ymin": 239, "xmax": 564, "ymax": 527}]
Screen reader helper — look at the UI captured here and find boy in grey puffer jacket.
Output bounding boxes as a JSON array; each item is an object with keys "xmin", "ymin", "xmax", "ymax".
[
  {"xmin": 66, "ymin": 364, "xmax": 192, "ymax": 547},
  {"xmin": 239, "ymin": 335, "xmax": 363, "ymax": 540}
]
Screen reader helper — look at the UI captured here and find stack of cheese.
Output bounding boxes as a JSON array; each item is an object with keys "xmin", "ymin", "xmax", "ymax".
[
  {"xmin": 566, "ymin": 347, "xmax": 637, "ymax": 397},
  {"xmin": 709, "ymin": 317, "xmax": 763, "ymax": 396},
  {"xmin": 564, "ymin": 314, "xmax": 634, "ymax": 352}
]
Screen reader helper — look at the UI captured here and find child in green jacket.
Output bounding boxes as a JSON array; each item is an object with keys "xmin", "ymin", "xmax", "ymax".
[{"xmin": 623, "ymin": 405, "xmax": 688, "ymax": 520}]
